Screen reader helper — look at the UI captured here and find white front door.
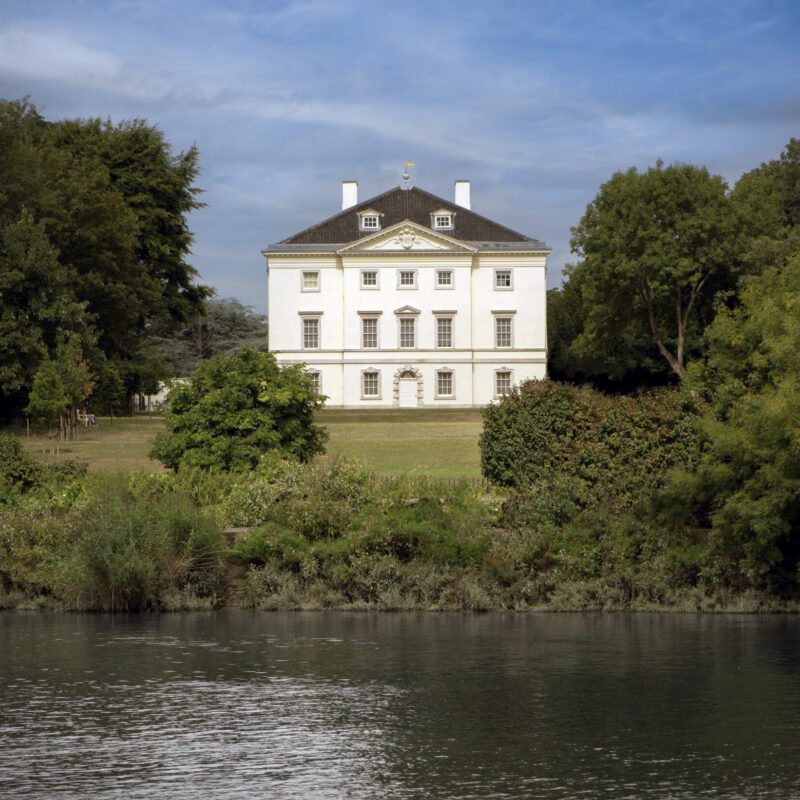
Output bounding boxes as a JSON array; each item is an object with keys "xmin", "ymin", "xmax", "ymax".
[{"xmin": 398, "ymin": 378, "xmax": 418, "ymax": 408}]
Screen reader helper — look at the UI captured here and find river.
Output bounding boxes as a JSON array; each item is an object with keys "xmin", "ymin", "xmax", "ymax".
[{"xmin": 1, "ymin": 611, "xmax": 799, "ymax": 798}]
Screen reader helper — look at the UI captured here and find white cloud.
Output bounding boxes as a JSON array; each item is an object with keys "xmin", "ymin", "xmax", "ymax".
[{"xmin": 0, "ymin": 26, "xmax": 120, "ymax": 84}]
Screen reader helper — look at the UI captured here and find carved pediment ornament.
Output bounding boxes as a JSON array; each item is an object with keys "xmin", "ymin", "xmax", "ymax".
[{"xmin": 399, "ymin": 231, "xmax": 417, "ymax": 249}]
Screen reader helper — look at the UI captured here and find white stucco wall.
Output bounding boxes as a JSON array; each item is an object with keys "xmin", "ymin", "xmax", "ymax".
[{"xmin": 266, "ymin": 222, "xmax": 548, "ymax": 408}]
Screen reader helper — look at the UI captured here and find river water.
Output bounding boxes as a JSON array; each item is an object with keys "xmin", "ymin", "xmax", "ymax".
[{"xmin": 1, "ymin": 611, "xmax": 799, "ymax": 799}]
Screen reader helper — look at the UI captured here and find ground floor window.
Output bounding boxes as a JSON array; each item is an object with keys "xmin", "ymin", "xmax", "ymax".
[
  {"xmin": 436, "ymin": 369, "xmax": 454, "ymax": 398},
  {"xmin": 495, "ymin": 369, "xmax": 512, "ymax": 397},
  {"xmin": 362, "ymin": 370, "xmax": 380, "ymax": 398},
  {"xmin": 307, "ymin": 370, "xmax": 321, "ymax": 395}
]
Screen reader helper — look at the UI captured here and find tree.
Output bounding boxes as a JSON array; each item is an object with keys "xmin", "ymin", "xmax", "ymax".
[
  {"xmin": 547, "ymin": 273, "xmax": 672, "ymax": 389},
  {"xmin": 25, "ymin": 359, "xmax": 70, "ymax": 430},
  {"xmin": 58, "ymin": 340, "xmax": 96, "ymax": 418},
  {"xmin": 732, "ymin": 137, "xmax": 800, "ymax": 276},
  {"xmin": 148, "ymin": 297, "xmax": 269, "ymax": 377},
  {"xmin": 0, "ymin": 209, "xmax": 95, "ymax": 416},
  {"xmin": 567, "ymin": 161, "xmax": 736, "ymax": 380},
  {"xmin": 150, "ymin": 349, "xmax": 326, "ymax": 472},
  {"xmin": 0, "ymin": 98, "xmax": 210, "ymax": 416},
  {"xmin": 668, "ymin": 253, "xmax": 800, "ymax": 590}
]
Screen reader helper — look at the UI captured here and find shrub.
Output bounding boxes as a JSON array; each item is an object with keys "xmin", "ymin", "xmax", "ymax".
[
  {"xmin": 150, "ymin": 349, "xmax": 327, "ymax": 472},
  {"xmin": 480, "ymin": 380, "xmax": 701, "ymax": 510},
  {"xmin": 0, "ymin": 433, "xmax": 42, "ymax": 493}
]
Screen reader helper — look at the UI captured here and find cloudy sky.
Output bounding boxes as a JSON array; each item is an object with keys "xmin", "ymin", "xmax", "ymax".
[{"xmin": 1, "ymin": 0, "xmax": 799, "ymax": 314}]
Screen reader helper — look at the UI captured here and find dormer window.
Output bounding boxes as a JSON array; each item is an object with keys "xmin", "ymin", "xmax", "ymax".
[
  {"xmin": 358, "ymin": 209, "xmax": 382, "ymax": 232},
  {"xmin": 431, "ymin": 209, "xmax": 454, "ymax": 230}
]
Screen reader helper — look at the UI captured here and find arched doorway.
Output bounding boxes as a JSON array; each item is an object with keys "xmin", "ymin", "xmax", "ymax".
[{"xmin": 393, "ymin": 366, "xmax": 422, "ymax": 408}]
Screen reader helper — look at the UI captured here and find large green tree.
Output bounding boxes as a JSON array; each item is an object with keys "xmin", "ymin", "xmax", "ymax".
[
  {"xmin": 667, "ymin": 253, "xmax": 800, "ymax": 590},
  {"xmin": 732, "ymin": 137, "xmax": 800, "ymax": 276},
  {"xmin": 0, "ymin": 97, "xmax": 209, "ymax": 417},
  {"xmin": 148, "ymin": 297, "xmax": 268, "ymax": 377},
  {"xmin": 0, "ymin": 210, "xmax": 95, "ymax": 410},
  {"xmin": 563, "ymin": 161, "xmax": 736, "ymax": 381}
]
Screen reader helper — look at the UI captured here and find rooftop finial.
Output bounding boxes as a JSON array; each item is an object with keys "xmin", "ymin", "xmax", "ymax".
[{"xmin": 401, "ymin": 161, "xmax": 414, "ymax": 190}]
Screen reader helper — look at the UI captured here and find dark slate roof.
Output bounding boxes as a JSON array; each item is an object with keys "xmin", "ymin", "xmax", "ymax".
[{"xmin": 272, "ymin": 186, "xmax": 548, "ymax": 248}]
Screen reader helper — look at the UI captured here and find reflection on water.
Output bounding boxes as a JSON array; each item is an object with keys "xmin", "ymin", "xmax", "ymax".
[{"xmin": 1, "ymin": 612, "xmax": 799, "ymax": 799}]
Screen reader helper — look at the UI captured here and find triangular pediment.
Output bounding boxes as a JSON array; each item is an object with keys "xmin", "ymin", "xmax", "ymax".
[
  {"xmin": 394, "ymin": 305, "xmax": 421, "ymax": 316},
  {"xmin": 338, "ymin": 220, "xmax": 476, "ymax": 254}
]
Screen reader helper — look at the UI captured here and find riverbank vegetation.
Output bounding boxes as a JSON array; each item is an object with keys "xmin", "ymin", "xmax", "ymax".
[{"xmin": 2, "ymin": 409, "xmax": 798, "ymax": 612}]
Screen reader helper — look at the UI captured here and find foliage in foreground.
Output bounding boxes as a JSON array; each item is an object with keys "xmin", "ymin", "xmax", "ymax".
[
  {"xmin": 150, "ymin": 349, "xmax": 327, "ymax": 472},
  {"xmin": 220, "ymin": 456, "xmax": 792, "ymax": 611},
  {"xmin": 663, "ymin": 252, "xmax": 800, "ymax": 591},
  {"xmin": 479, "ymin": 380, "xmax": 701, "ymax": 505},
  {"xmin": 2, "ymin": 439, "xmax": 798, "ymax": 611},
  {"xmin": 0, "ymin": 469, "xmax": 227, "ymax": 611}
]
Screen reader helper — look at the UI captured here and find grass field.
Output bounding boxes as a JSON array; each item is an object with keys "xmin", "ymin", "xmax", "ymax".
[
  {"xmin": 13, "ymin": 408, "xmax": 485, "ymax": 479},
  {"xmin": 17, "ymin": 417, "xmax": 167, "ymax": 472}
]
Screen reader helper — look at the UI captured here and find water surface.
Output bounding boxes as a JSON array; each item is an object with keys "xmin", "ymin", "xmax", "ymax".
[{"xmin": 2, "ymin": 612, "xmax": 799, "ymax": 798}]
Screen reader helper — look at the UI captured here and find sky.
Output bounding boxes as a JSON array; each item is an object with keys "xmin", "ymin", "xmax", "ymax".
[{"xmin": 1, "ymin": 0, "xmax": 799, "ymax": 315}]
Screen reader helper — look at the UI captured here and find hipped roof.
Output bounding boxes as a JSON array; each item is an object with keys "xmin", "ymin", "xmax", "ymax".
[{"xmin": 274, "ymin": 186, "xmax": 547, "ymax": 248}]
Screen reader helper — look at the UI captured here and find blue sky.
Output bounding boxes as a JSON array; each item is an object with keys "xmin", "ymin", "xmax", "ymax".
[{"xmin": 1, "ymin": 0, "xmax": 799, "ymax": 314}]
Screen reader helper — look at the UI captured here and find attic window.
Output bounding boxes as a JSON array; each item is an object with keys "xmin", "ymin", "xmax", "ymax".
[
  {"xmin": 358, "ymin": 210, "xmax": 382, "ymax": 232},
  {"xmin": 432, "ymin": 213, "xmax": 454, "ymax": 230}
]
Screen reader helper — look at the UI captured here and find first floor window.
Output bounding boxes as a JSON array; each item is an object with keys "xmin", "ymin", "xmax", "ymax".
[
  {"xmin": 308, "ymin": 370, "xmax": 321, "ymax": 394},
  {"xmin": 495, "ymin": 370, "xmax": 512, "ymax": 396},
  {"xmin": 437, "ymin": 370, "xmax": 454, "ymax": 397},
  {"xmin": 399, "ymin": 317, "xmax": 416, "ymax": 348},
  {"xmin": 302, "ymin": 271, "xmax": 319, "ymax": 291},
  {"xmin": 362, "ymin": 317, "xmax": 378, "ymax": 348},
  {"xmin": 495, "ymin": 269, "xmax": 512, "ymax": 289},
  {"xmin": 362, "ymin": 370, "xmax": 380, "ymax": 398},
  {"xmin": 495, "ymin": 316, "xmax": 512, "ymax": 348},
  {"xmin": 302, "ymin": 318, "xmax": 319, "ymax": 349},
  {"xmin": 437, "ymin": 317, "xmax": 453, "ymax": 348}
]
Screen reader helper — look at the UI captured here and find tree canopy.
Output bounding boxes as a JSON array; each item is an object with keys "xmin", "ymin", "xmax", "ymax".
[
  {"xmin": 665, "ymin": 252, "xmax": 800, "ymax": 589},
  {"xmin": 0, "ymin": 97, "xmax": 209, "ymax": 418},
  {"xmin": 565, "ymin": 161, "xmax": 736, "ymax": 381},
  {"xmin": 148, "ymin": 297, "xmax": 268, "ymax": 377},
  {"xmin": 150, "ymin": 349, "xmax": 326, "ymax": 472}
]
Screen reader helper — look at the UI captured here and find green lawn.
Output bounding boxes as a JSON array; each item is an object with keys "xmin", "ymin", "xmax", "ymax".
[
  {"xmin": 320, "ymin": 409, "xmax": 484, "ymax": 479},
  {"xmin": 18, "ymin": 417, "xmax": 167, "ymax": 472},
  {"xmin": 13, "ymin": 408, "xmax": 485, "ymax": 479}
]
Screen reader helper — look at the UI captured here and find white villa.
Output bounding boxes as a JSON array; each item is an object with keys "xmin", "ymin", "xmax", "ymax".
[{"xmin": 263, "ymin": 175, "xmax": 549, "ymax": 408}]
